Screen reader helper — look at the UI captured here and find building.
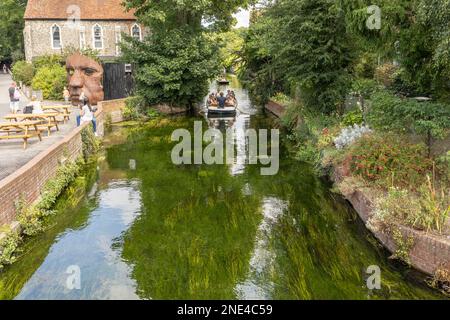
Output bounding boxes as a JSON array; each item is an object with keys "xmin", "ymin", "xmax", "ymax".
[{"xmin": 23, "ymin": 0, "xmax": 145, "ymax": 62}]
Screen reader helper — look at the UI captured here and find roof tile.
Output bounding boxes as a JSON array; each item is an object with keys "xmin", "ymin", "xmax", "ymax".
[{"xmin": 25, "ymin": 0, "xmax": 136, "ymax": 20}]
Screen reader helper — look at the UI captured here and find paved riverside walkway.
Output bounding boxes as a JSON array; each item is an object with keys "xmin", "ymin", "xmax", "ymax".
[{"xmin": 0, "ymin": 73, "xmax": 77, "ymax": 181}]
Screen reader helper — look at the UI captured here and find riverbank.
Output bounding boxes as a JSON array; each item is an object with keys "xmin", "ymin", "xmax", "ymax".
[
  {"xmin": 1, "ymin": 108, "xmax": 443, "ymax": 299},
  {"xmin": 265, "ymin": 99, "xmax": 450, "ymax": 293},
  {"xmin": 0, "ymin": 98, "xmax": 127, "ymax": 269}
]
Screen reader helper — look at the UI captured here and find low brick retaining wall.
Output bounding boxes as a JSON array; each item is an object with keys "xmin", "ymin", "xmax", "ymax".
[
  {"xmin": 333, "ymin": 165, "xmax": 450, "ymax": 276},
  {"xmin": 0, "ymin": 99, "xmax": 126, "ymax": 226}
]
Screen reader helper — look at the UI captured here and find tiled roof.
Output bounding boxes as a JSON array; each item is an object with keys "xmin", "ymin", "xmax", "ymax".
[{"xmin": 24, "ymin": 0, "xmax": 136, "ymax": 20}]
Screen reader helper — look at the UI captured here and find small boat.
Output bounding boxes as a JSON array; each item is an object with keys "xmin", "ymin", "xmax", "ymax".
[
  {"xmin": 207, "ymin": 105, "xmax": 237, "ymax": 118},
  {"xmin": 217, "ymin": 78, "xmax": 230, "ymax": 85},
  {"xmin": 207, "ymin": 100, "xmax": 237, "ymax": 118}
]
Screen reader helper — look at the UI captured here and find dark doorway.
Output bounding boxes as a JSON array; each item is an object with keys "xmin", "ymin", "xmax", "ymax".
[{"xmin": 102, "ymin": 63, "xmax": 134, "ymax": 100}]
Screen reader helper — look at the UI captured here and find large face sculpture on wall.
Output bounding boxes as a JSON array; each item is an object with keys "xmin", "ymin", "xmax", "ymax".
[{"xmin": 66, "ymin": 53, "xmax": 104, "ymax": 106}]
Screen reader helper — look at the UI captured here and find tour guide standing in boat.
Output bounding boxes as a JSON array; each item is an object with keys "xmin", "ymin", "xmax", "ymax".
[{"xmin": 217, "ymin": 92, "xmax": 226, "ymax": 109}]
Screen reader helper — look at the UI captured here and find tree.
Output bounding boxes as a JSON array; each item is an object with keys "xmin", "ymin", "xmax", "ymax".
[
  {"xmin": 0, "ymin": 0, "xmax": 27, "ymax": 62},
  {"xmin": 216, "ymin": 28, "xmax": 246, "ymax": 73},
  {"xmin": 122, "ymin": 0, "xmax": 250, "ymax": 110},
  {"xmin": 122, "ymin": 31, "xmax": 218, "ymax": 109},
  {"xmin": 241, "ymin": 0, "xmax": 354, "ymax": 113},
  {"xmin": 346, "ymin": 0, "xmax": 450, "ymax": 99}
]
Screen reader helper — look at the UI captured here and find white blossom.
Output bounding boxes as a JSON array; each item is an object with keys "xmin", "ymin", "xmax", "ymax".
[{"xmin": 334, "ymin": 124, "xmax": 372, "ymax": 149}]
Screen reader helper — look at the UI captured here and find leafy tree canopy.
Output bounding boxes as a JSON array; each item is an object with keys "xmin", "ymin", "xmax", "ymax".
[
  {"xmin": 0, "ymin": 0, "xmax": 27, "ymax": 61},
  {"xmin": 122, "ymin": 0, "xmax": 251, "ymax": 109}
]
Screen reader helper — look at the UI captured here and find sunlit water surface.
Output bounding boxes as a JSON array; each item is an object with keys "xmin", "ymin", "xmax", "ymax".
[{"xmin": 0, "ymin": 77, "xmax": 444, "ymax": 300}]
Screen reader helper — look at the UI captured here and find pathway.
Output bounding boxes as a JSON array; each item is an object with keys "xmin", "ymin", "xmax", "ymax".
[{"xmin": 0, "ymin": 73, "xmax": 77, "ymax": 181}]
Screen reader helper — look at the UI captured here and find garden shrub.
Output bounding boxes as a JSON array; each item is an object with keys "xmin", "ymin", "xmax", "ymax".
[
  {"xmin": 352, "ymin": 78, "xmax": 382, "ymax": 99},
  {"xmin": 353, "ymin": 52, "xmax": 377, "ymax": 79},
  {"xmin": 368, "ymin": 91, "xmax": 450, "ymax": 155},
  {"xmin": 17, "ymin": 160, "xmax": 81, "ymax": 236},
  {"xmin": 81, "ymin": 125, "xmax": 100, "ymax": 161},
  {"xmin": 11, "ymin": 60, "xmax": 34, "ymax": 86},
  {"xmin": 271, "ymin": 92, "xmax": 292, "ymax": 106},
  {"xmin": 0, "ymin": 232, "xmax": 21, "ymax": 269},
  {"xmin": 31, "ymin": 65, "xmax": 66, "ymax": 100},
  {"xmin": 374, "ymin": 63, "xmax": 398, "ymax": 87},
  {"xmin": 32, "ymin": 54, "xmax": 63, "ymax": 70},
  {"xmin": 341, "ymin": 110, "xmax": 364, "ymax": 127},
  {"xmin": 374, "ymin": 178, "xmax": 449, "ymax": 234},
  {"xmin": 348, "ymin": 133, "xmax": 433, "ymax": 189},
  {"xmin": 123, "ymin": 96, "xmax": 146, "ymax": 120}
]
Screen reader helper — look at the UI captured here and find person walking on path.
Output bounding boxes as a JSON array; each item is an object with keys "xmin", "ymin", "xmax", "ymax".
[
  {"xmin": 78, "ymin": 96, "xmax": 97, "ymax": 136},
  {"xmin": 8, "ymin": 82, "xmax": 20, "ymax": 114},
  {"xmin": 63, "ymin": 86, "xmax": 70, "ymax": 104}
]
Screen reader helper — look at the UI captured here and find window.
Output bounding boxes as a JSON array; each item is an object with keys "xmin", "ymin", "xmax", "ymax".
[
  {"xmin": 51, "ymin": 24, "xmax": 62, "ymax": 49},
  {"xmin": 115, "ymin": 26, "xmax": 122, "ymax": 56},
  {"xmin": 131, "ymin": 24, "xmax": 142, "ymax": 41},
  {"xmin": 79, "ymin": 26, "xmax": 86, "ymax": 50},
  {"xmin": 93, "ymin": 24, "xmax": 103, "ymax": 49}
]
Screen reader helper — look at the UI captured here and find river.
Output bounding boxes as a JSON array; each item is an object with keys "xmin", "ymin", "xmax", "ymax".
[{"xmin": 0, "ymin": 77, "xmax": 444, "ymax": 299}]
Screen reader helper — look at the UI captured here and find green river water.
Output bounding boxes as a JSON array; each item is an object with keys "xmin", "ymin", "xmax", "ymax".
[{"xmin": 0, "ymin": 80, "xmax": 445, "ymax": 300}]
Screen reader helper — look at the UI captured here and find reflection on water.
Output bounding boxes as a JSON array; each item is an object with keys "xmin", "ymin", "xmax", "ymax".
[
  {"xmin": 15, "ymin": 181, "xmax": 142, "ymax": 300},
  {"xmin": 0, "ymin": 77, "xmax": 445, "ymax": 300},
  {"xmin": 236, "ymin": 197, "xmax": 288, "ymax": 300}
]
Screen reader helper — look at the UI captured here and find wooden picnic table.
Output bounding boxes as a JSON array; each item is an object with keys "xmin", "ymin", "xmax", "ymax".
[
  {"xmin": 3, "ymin": 113, "xmax": 60, "ymax": 136},
  {"xmin": 0, "ymin": 120, "xmax": 42, "ymax": 149},
  {"xmin": 42, "ymin": 105, "xmax": 73, "ymax": 124}
]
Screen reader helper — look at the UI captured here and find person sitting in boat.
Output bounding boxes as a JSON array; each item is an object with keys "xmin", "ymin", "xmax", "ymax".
[
  {"xmin": 217, "ymin": 92, "xmax": 227, "ymax": 109},
  {"xmin": 207, "ymin": 93, "xmax": 217, "ymax": 106},
  {"xmin": 226, "ymin": 91, "xmax": 236, "ymax": 106}
]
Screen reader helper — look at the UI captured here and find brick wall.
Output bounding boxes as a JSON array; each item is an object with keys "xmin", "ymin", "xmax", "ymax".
[
  {"xmin": 0, "ymin": 98, "xmax": 125, "ymax": 226},
  {"xmin": 333, "ymin": 165, "xmax": 450, "ymax": 276},
  {"xmin": 100, "ymin": 98, "xmax": 127, "ymax": 124},
  {"xmin": 0, "ymin": 124, "xmax": 85, "ymax": 225},
  {"xmin": 265, "ymin": 100, "xmax": 286, "ymax": 118}
]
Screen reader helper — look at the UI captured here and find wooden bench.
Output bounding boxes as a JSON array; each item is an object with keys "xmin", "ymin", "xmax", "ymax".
[
  {"xmin": 0, "ymin": 120, "xmax": 42, "ymax": 149},
  {"xmin": 4, "ymin": 113, "xmax": 60, "ymax": 136},
  {"xmin": 42, "ymin": 105, "xmax": 73, "ymax": 124}
]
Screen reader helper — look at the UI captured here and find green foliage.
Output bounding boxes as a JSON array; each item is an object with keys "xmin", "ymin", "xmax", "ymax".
[
  {"xmin": 374, "ymin": 63, "xmax": 399, "ymax": 88},
  {"xmin": 122, "ymin": 31, "xmax": 219, "ymax": 109},
  {"xmin": 32, "ymin": 54, "xmax": 64, "ymax": 70},
  {"xmin": 375, "ymin": 181, "xmax": 449, "ymax": 235},
  {"xmin": 241, "ymin": 0, "xmax": 354, "ymax": 113},
  {"xmin": 0, "ymin": 232, "xmax": 21, "ymax": 270},
  {"xmin": 348, "ymin": 133, "xmax": 434, "ymax": 189},
  {"xmin": 391, "ymin": 228, "xmax": 415, "ymax": 265},
  {"xmin": 347, "ymin": 0, "xmax": 450, "ymax": 98},
  {"xmin": 0, "ymin": 159, "xmax": 84, "ymax": 269},
  {"xmin": 341, "ymin": 110, "xmax": 364, "ymax": 127},
  {"xmin": 353, "ymin": 52, "xmax": 378, "ymax": 79},
  {"xmin": 61, "ymin": 46, "xmax": 101, "ymax": 63},
  {"xmin": 271, "ymin": 92, "xmax": 292, "ymax": 106},
  {"xmin": 81, "ymin": 126, "xmax": 100, "ymax": 161},
  {"xmin": 368, "ymin": 91, "xmax": 450, "ymax": 153},
  {"xmin": 0, "ymin": 0, "xmax": 26, "ymax": 61},
  {"xmin": 436, "ymin": 151, "xmax": 450, "ymax": 185},
  {"xmin": 352, "ymin": 78, "xmax": 382, "ymax": 99},
  {"xmin": 216, "ymin": 28, "xmax": 246, "ymax": 72},
  {"xmin": 123, "ymin": 96, "xmax": 145, "ymax": 121},
  {"xmin": 31, "ymin": 65, "xmax": 67, "ymax": 100},
  {"xmin": 17, "ymin": 161, "xmax": 82, "ymax": 236},
  {"xmin": 11, "ymin": 61, "xmax": 34, "ymax": 86},
  {"xmin": 122, "ymin": 0, "xmax": 249, "ymax": 110},
  {"xmin": 239, "ymin": 14, "xmax": 282, "ymax": 103}
]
